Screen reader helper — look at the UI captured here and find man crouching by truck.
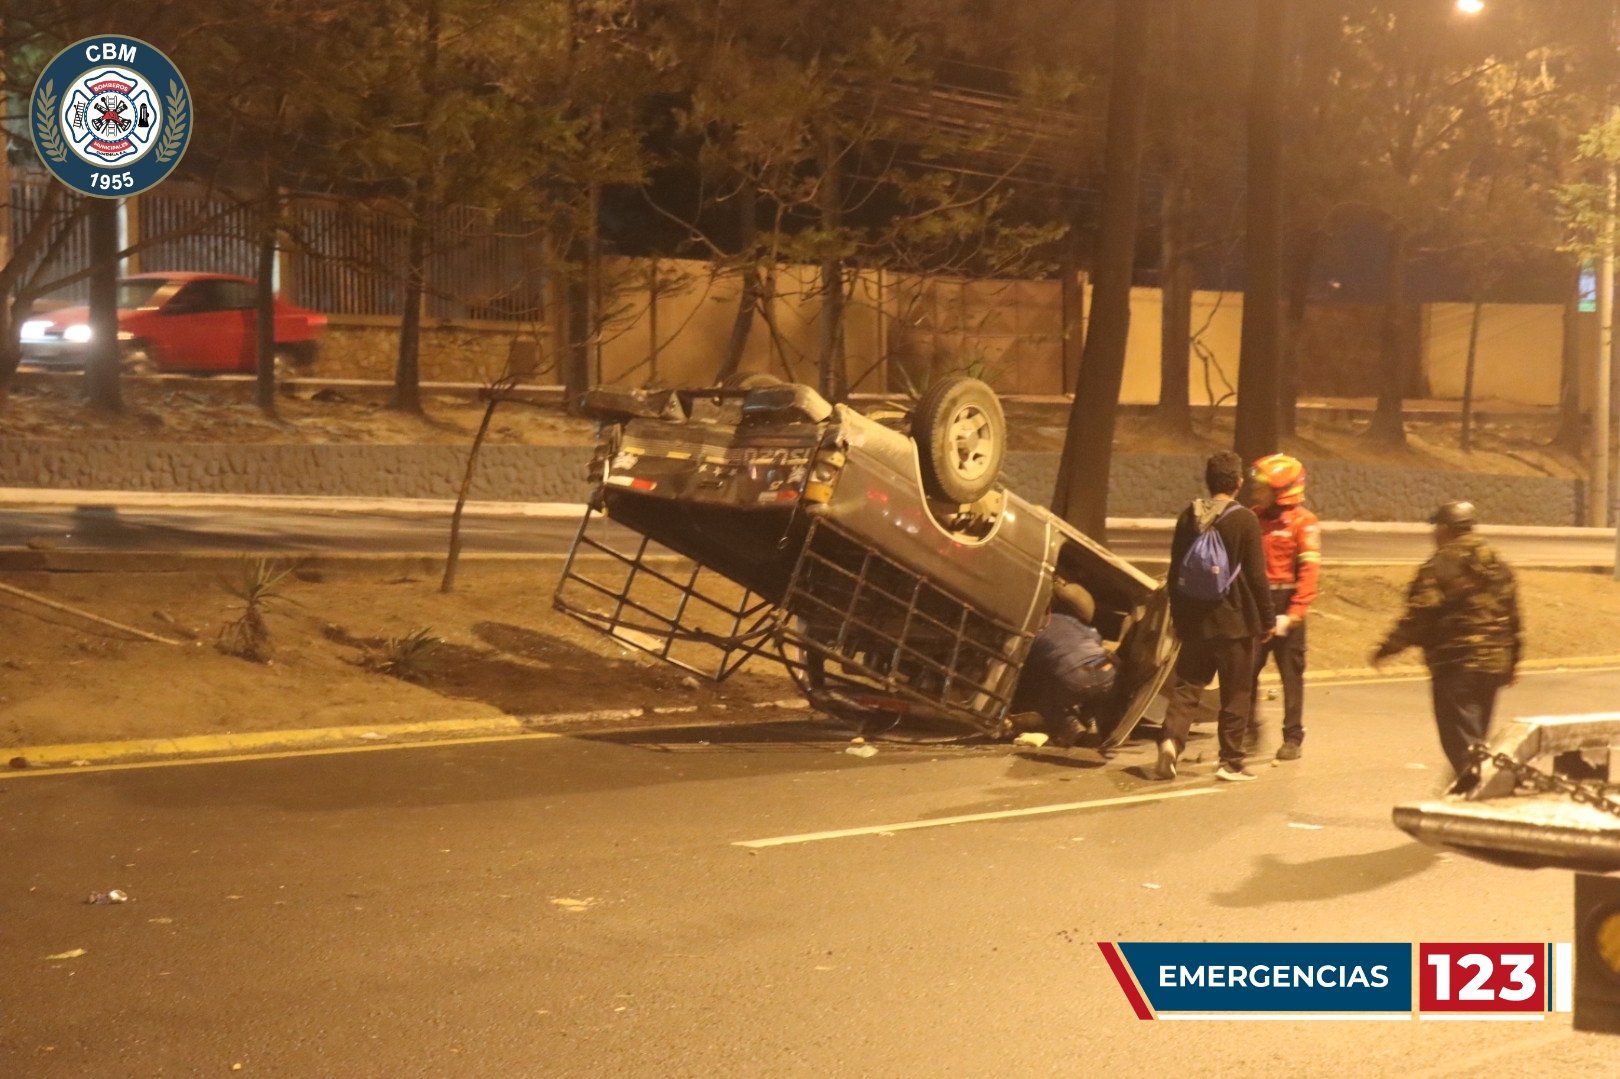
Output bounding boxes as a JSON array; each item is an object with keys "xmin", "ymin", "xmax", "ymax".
[{"xmin": 1009, "ymin": 580, "xmax": 1117, "ymax": 747}]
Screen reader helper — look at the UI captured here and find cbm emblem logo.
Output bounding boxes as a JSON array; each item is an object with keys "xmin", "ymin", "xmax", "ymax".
[{"xmin": 31, "ymin": 36, "xmax": 191, "ymax": 198}]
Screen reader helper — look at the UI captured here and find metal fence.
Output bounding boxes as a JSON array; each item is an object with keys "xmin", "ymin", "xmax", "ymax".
[{"xmin": 6, "ymin": 172, "xmax": 547, "ymax": 323}]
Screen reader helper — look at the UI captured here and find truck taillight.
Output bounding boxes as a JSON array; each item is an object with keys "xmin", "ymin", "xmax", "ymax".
[{"xmin": 804, "ymin": 450, "xmax": 846, "ymax": 504}]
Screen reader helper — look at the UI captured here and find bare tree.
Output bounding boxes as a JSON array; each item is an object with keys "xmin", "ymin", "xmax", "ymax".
[{"xmin": 442, "ymin": 368, "xmax": 521, "ymax": 593}]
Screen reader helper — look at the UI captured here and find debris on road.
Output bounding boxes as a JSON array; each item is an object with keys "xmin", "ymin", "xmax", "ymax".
[
  {"xmin": 1405, "ymin": 762, "xmax": 1429, "ymax": 770},
  {"xmin": 1286, "ymin": 822, "xmax": 1325, "ymax": 831},
  {"xmin": 70, "ymin": 759, "xmax": 91, "ymax": 767},
  {"xmin": 845, "ymin": 744, "xmax": 878, "ymax": 758},
  {"xmin": 550, "ymin": 897, "xmax": 596, "ymax": 912},
  {"xmin": 86, "ymin": 889, "xmax": 130, "ymax": 905},
  {"xmin": 357, "ymin": 732, "xmax": 388, "ymax": 741},
  {"xmin": 679, "ymin": 675, "xmax": 701, "ymax": 691},
  {"xmin": 1013, "ymin": 732, "xmax": 1049, "ymax": 748},
  {"xmin": 44, "ymin": 948, "xmax": 86, "ymax": 960},
  {"xmin": 1141, "ymin": 882, "xmax": 1161, "ymax": 890}
]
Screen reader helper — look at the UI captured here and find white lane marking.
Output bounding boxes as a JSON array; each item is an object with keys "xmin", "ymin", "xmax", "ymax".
[
  {"xmin": 735, "ymin": 787, "xmax": 1221, "ymax": 848},
  {"xmin": 1157, "ymin": 1013, "xmax": 1412, "ymax": 1022},
  {"xmin": 1309, "ymin": 665, "xmax": 1620, "ymax": 690},
  {"xmin": 1514, "ymin": 710, "xmax": 1620, "ymax": 726}
]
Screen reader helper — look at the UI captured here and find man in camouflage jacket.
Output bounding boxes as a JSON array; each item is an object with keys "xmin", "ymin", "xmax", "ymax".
[{"xmin": 1370, "ymin": 501, "xmax": 1522, "ymax": 779}]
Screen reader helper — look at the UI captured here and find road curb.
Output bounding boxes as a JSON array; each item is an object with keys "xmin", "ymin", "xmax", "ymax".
[
  {"xmin": 0, "ymin": 549, "xmax": 587, "ymax": 573},
  {"xmin": 0, "ymin": 487, "xmax": 588, "ymax": 518},
  {"xmin": 6, "ymin": 548, "xmax": 1610, "ymax": 574},
  {"xmin": 0, "ymin": 699, "xmax": 812, "ymax": 771}
]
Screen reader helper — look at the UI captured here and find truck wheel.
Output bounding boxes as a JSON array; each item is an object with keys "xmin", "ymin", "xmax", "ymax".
[{"xmin": 912, "ymin": 376, "xmax": 1005, "ymax": 503}]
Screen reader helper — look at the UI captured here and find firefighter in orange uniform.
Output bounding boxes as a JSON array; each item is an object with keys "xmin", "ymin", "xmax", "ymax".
[{"xmin": 1246, "ymin": 454, "xmax": 1321, "ymax": 760}]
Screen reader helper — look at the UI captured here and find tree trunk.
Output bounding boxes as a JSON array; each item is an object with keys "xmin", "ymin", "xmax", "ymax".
[
  {"xmin": 85, "ymin": 198, "xmax": 122, "ymax": 413},
  {"xmin": 1051, "ymin": 0, "xmax": 1154, "ymax": 540},
  {"xmin": 562, "ymin": 265, "xmax": 592, "ymax": 412},
  {"xmin": 392, "ymin": 0, "xmax": 439, "ymax": 416},
  {"xmin": 254, "ymin": 194, "xmax": 279, "ymax": 416},
  {"xmin": 1460, "ymin": 298, "xmax": 1484, "ymax": 453},
  {"xmin": 1157, "ymin": 172, "xmax": 1192, "ymax": 434},
  {"xmin": 391, "ymin": 198, "xmax": 428, "ymax": 414},
  {"xmin": 0, "ymin": 186, "xmax": 78, "ymax": 405},
  {"xmin": 0, "ymin": 294, "xmax": 25, "ymax": 409},
  {"xmin": 818, "ymin": 138, "xmax": 846, "ymax": 402},
  {"xmin": 716, "ymin": 180, "xmax": 760, "ymax": 384},
  {"xmin": 1234, "ymin": 0, "xmax": 1287, "ymax": 464},
  {"xmin": 1280, "ymin": 228, "xmax": 1317, "ymax": 438},
  {"xmin": 442, "ymin": 379, "xmax": 512, "ymax": 593},
  {"xmin": 1556, "ymin": 259, "xmax": 1584, "ymax": 452},
  {"xmin": 1060, "ymin": 216, "xmax": 1086, "ymax": 394},
  {"xmin": 1368, "ymin": 219, "xmax": 1409, "ymax": 446}
]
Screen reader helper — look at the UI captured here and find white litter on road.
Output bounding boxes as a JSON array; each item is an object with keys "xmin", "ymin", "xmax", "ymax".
[
  {"xmin": 1013, "ymin": 732, "xmax": 1050, "ymax": 748},
  {"xmin": 549, "ymin": 897, "xmax": 596, "ymax": 912}
]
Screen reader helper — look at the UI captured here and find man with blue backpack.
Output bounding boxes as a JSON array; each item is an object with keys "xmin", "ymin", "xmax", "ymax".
[{"xmin": 1151, "ymin": 450, "xmax": 1275, "ymax": 783}]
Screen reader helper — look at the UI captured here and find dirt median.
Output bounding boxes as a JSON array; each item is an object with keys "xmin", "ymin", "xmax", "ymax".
[{"xmin": 1, "ymin": 562, "xmax": 1617, "ymax": 750}]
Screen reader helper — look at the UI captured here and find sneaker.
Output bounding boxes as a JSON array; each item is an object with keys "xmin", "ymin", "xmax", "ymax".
[
  {"xmin": 1276, "ymin": 742, "xmax": 1302, "ymax": 761},
  {"xmin": 1053, "ymin": 715, "xmax": 1085, "ymax": 749},
  {"xmin": 1215, "ymin": 764, "xmax": 1257, "ymax": 783},
  {"xmin": 1153, "ymin": 739, "xmax": 1178, "ymax": 780}
]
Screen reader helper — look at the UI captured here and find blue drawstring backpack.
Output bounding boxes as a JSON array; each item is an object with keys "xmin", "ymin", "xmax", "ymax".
[{"xmin": 1177, "ymin": 501, "xmax": 1239, "ymax": 602}]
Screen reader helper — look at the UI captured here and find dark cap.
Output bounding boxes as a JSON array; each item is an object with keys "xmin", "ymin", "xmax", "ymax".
[
  {"xmin": 1052, "ymin": 580, "xmax": 1097, "ymax": 624},
  {"xmin": 1429, "ymin": 500, "xmax": 1478, "ymax": 530}
]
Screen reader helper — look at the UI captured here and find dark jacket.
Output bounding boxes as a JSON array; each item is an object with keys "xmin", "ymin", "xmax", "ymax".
[
  {"xmin": 1025, "ymin": 612, "xmax": 1115, "ymax": 688},
  {"xmin": 1168, "ymin": 497, "xmax": 1275, "ymax": 641},
  {"xmin": 1375, "ymin": 532, "xmax": 1522, "ymax": 676}
]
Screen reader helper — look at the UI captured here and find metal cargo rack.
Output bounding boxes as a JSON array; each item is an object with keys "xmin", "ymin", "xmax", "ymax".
[
  {"xmin": 552, "ymin": 506, "xmax": 782, "ymax": 681},
  {"xmin": 776, "ymin": 517, "xmax": 1033, "ymax": 734}
]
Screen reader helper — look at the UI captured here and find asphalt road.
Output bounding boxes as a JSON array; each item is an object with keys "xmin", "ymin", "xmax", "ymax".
[
  {"xmin": 4, "ymin": 670, "xmax": 1620, "ymax": 1077},
  {"xmin": 2, "ymin": 504, "xmax": 1616, "ymax": 567}
]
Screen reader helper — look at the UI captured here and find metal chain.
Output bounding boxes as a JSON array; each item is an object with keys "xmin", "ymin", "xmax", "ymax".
[{"xmin": 1465, "ymin": 744, "xmax": 1620, "ymax": 820}]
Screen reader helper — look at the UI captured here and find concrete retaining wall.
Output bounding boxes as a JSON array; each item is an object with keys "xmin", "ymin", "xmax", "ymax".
[
  {"xmin": 0, "ymin": 439, "xmax": 594, "ymax": 504},
  {"xmin": 1003, "ymin": 452, "xmax": 1580, "ymax": 526},
  {"xmin": 0, "ymin": 439, "xmax": 1581, "ymax": 525}
]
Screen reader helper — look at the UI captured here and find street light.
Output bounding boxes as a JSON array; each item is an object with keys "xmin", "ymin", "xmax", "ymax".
[{"xmin": 1455, "ymin": 0, "xmax": 1485, "ymax": 14}]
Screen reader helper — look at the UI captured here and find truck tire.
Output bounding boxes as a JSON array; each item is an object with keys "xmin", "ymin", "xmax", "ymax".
[{"xmin": 912, "ymin": 375, "xmax": 1005, "ymax": 504}]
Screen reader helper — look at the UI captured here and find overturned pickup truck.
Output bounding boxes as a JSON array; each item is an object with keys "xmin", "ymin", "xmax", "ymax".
[{"xmin": 554, "ymin": 375, "xmax": 1177, "ymax": 742}]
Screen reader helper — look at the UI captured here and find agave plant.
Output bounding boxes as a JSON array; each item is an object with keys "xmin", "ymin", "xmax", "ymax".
[
  {"xmin": 366, "ymin": 627, "xmax": 444, "ymax": 683},
  {"xmin": 216, "ymin": 559, "xmax": 294, "ymax": 663}
]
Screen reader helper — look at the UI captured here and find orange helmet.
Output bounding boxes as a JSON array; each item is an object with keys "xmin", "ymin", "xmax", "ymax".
[{"xmin": 1252, "ymin": 453, "xmax": 1306, "ymax": 506}]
